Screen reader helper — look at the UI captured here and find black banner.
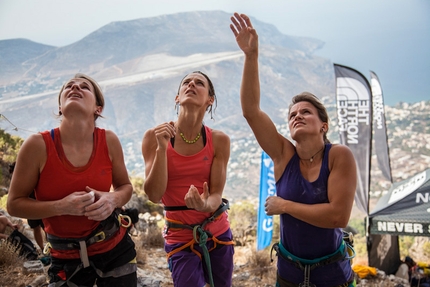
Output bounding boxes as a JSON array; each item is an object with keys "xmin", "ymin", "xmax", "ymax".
[
  {"xmin": 370, "ymin": 71, "xmax": 393, "ymax": 183},
  {"xmin": 334, "ymin": 64, "xmax": 372, "ymax": 214}
]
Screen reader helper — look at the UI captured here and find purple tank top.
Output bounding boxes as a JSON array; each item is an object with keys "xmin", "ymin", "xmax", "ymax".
[{"xmin": 276, "ymin": 143, "xmax": 353, "ymax": 286}]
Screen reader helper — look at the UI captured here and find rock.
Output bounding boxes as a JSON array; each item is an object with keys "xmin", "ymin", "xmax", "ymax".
[
  {"xmin": 232, "ymin": 271, "xmax": 250, "ymax": 281},
  {"xmin": 22, "ymin": 260, "xmax": 44, "ymax": 274},
  {"xmin": 137, "ymin": 277, "xmax": 161, "ymax": 287}
]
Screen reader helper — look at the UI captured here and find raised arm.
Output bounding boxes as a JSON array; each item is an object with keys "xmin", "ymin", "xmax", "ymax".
[
  {"xmin": 230, "ymin": 13, "xmax": 290, "ymax": 162},
  {"xmin": 141, "ymin": 122, "xmax": 175, "ymax": 203}
]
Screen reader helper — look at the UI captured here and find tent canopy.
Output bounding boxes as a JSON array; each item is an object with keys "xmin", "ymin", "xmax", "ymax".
[{"xmin": 369, "ymin": 168, "xmax": 430, "ymax": 237}]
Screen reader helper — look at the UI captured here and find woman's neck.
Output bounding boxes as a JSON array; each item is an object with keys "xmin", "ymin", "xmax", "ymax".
[
  {"xmin": 59, "ymin": 119, "xmax": 95, "ymax": 143},
  {"xmin": 295, "ymin": 140, "xmax": 325, "ymax": 163},
  {"xmin": 176, "ymin": 114, "xmax": 204, "ymax": 138}
]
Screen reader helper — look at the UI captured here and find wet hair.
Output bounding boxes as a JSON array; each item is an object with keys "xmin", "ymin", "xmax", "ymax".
[
  {"xmin": 177, "ymin": 71, "xmax": 217, "ymax": 118},
  {"xmin": 288, "ymin": 92, "xmax": 330, "ymax": 144},
  {"xmin": 57, "ymin": 73, "xmax": 105, "ymax": 121}
]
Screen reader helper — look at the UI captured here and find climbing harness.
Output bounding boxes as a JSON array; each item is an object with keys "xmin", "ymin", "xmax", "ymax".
[
  {"xmin": 45, "ymin": 209, "xmax": 135, "ymax": 287},
  {"xmin": 164, "ymin": 198, "xmax": 234, "ymax": 287},
  {"xmin": 271, "ymin": 231, "xmax": 355, "ymax": 287}
]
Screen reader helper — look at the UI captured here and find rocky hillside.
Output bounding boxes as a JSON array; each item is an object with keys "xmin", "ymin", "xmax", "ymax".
[{"xmin": 1, "ymin": 10, "xmax": 429, "ymax": 204}]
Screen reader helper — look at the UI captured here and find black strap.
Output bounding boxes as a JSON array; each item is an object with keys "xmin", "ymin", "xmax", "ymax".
[
  {"xmin": 165, "ymin": 198, "xmax": 229, "ymax": 231},
  {"xmin": 47, "ymin": 209, "xmax": 121, "ymax": 250},
  {"xmin": 164, "ymin": 198, "xmax": 228, "ymax": 213},
  {"xmin": 50, "ymin": 128, "xmax": 55, "ymax": 141},
  {"xmin": 164, "ymin": 205, "xmax": 194, "ymax": 211}
]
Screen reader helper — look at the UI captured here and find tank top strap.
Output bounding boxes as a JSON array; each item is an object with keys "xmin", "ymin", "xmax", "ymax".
[{"xmin": 320, "ymin": 143, "xmax": 332, "ymax": 180}]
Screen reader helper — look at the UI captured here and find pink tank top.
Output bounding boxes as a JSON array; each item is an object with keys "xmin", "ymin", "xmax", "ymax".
[{"xmin": 163, "ymin": 126, "xmax": 230, "ymax": 244}]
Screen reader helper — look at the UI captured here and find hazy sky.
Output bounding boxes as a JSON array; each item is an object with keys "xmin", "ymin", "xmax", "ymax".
[{"xmin": 0, "ymin": 0, "xmax": 429, "ymax": 105}]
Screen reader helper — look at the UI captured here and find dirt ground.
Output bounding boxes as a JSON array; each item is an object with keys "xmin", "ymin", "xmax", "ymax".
[
  {"xmin": 0, "ymin": 244, "xmax": 414, "ymax": 287},
  {"xmin": 136, "ymin": 245, "xmax": 278, "ymax": 287}
]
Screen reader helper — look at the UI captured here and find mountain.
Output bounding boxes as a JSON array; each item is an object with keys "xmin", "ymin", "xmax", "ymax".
[{"xmin": 0, "ymin": 10, "xmax": 427, "ymax": 203}]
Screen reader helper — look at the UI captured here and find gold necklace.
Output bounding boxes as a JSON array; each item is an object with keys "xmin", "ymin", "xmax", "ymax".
[
  {"xmin": 299, "ymin": 146, "xmax": 324, "ymax": 163},
  {"xmin": 178, "ymin": 127, "xmax": 201, "ymax": 144}
]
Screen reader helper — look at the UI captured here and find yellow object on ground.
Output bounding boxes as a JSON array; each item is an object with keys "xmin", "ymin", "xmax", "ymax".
[
  {"xmin": 417, "ymin": 262, "xmax": 430, "ymax": 276},
  {"xmin": 352, "ymin": 264, "xmax": 377, "ymax": 279}
]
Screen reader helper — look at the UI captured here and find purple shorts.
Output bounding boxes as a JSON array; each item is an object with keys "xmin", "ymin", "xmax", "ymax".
[{"xmin": 165, "ymin": 229, "xmax": 234, "ymax": 287}]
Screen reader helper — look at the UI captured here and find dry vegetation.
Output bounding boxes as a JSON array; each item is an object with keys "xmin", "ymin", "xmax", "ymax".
[
  {"xmin": 0, "ymin": 206, "xmax": 367, "ymax": 287},
  {"xmin": 0, "ymin": 215, "xmax": 426, "ymax": 287},
  {"xmin": 0, "ymin": 224, "xmax": 277, "ymax": 287},
  {"xmin": 0, "ymin": 196, "xmax": 428, "ymax": 287}
]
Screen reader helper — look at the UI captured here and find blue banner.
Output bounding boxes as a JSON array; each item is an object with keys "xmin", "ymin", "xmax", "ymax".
[{"xmin": 256, "ymin": 151, "xmax": 275, "ymax": 250}]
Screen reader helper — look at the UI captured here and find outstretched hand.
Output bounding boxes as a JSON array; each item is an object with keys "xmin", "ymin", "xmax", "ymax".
[{"xmin": 230, "ymin": 13, "xmax": 258, "ymax": 55}]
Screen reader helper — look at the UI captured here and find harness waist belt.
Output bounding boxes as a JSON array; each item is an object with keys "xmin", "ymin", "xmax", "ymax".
[
  {"xmin": 272, "ymin": 241, "xmax": 348, "ymax": 287},
  {"xmin": 165, "ymin": 198, "xmax": 230, "ymax": 232},
  {"xmin": 47, "ymin": 210, "xmax": 121, "ymax": 251},
  {"xmin": 271, "ymin": 241, "xmax": 347, "ymax": 271},
  {"xmin": 164, "ymin": 198, "xmax": 229, "ymax": 212},
  {"xmin": 47, "ymin": 223, "xmax": 119, "ymax": 250}
]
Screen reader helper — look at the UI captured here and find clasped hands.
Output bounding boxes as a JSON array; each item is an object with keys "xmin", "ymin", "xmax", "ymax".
[{"xmin": 61, "ymin": 186, "xmax": 114, "ymax": 221}]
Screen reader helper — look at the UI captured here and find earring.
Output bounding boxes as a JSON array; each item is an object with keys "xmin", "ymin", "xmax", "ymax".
[{"xmin": 175, "ymin": 103, "xmax": 179, "ymax": 116}]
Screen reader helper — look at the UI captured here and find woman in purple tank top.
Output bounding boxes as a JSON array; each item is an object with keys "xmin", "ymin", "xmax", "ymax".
[{"xmin": 231, "ymin": 13, "xmax": 357, "ymax": 287}]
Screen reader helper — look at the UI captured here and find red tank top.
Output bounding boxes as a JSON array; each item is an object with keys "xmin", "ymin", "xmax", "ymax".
[
  {"xmin": 163, "ymin": 126, "xmax": 230, "ymax": 244},
  {"xmin": 35, "ymin": 127, "xmax": 126, "ymax": 259}
]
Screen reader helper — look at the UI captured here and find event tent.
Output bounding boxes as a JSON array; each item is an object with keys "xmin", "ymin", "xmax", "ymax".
[{"xmin": 367, "ymin": 168, "xmax": 430, "ymax": 274}]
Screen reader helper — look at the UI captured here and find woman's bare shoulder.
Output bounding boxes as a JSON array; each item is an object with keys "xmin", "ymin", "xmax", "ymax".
[
  {"xmin": 328, "ymin": 143, "xmax": 356, "ymax": 169},
  {"xmin": 329, "ymin": 143, "xmax": 353, "ymax": 155},
  {"xmin": 22, "ymin": 133, "xmax": 45, "ymax": 149},
  {"xmin": 210, "ymin": 128, "xmax": 230, "ymax": 141}
]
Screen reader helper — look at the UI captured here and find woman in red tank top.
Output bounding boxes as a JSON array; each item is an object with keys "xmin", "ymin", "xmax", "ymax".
[
  {"xmin": 7, "ymin": 73, "xmax": 137, "ymax": 286},
  {"xmin": 142, "ymin": 71, "xmax": 234, "ymax": 287}
]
